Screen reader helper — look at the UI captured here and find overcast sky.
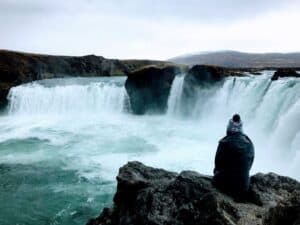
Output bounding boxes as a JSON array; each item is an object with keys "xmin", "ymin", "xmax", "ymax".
[{"xmin": 1, "ymin": 0, "xmax": 300, "ymax": 59}]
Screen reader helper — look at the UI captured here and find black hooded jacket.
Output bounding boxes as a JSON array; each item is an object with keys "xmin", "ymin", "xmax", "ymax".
[{"xmin": 213, "ymin": 132, "xmax": 255, "ymax": 196}]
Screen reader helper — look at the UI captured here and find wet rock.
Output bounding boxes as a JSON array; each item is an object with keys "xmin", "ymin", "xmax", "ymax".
[
  {"xmin": 250, "ymin": 71, "xmax": 262, "ymax": 75},
  {"xmin": 184, "ymin": 65, "xmax": 225, "ymax": 89},
  {"xmin": 87, "ymin": 161, "xmax": 300, "ymax": 225},
  {"xmin": 271, "ymin": 68, "xmax": 300, "ymax": 81},
  {"xmin": 181, "ymin": 65, "xmax": 226, "ymax": 115},
  {"xmin": 125, "ymin": 65, "xmax": 181, "ymax": 114},
  {"xmin": 264, "ymin": 193, "xmax": 300, "ymax": 225}
]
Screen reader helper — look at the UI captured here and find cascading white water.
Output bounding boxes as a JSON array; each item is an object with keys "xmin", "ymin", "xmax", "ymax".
[
  {"xmin": 5, "ymin": 73, "xmax": 300, "ymax": 177},
  {"xmin": 167, "ymin": 75, "xmax": 185, "ymax": 116},
  {"xmin": 7, "ymin": 78, "xmax": 127, "ymax": 115},
  {"xmin": 167, "ymin": 72, "xmax": 300, "ymax": 178}
]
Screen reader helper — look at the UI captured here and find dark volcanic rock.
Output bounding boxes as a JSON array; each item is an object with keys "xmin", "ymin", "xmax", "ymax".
[
  {"xmin": 182, "ymin": 64, "xmax": 245, "ymax": 95},
  {"xmin": 271, "ymin": 68, "xmax": 300, "ymax": 81},
  {"xmin": 185, "ymin": 65, "xmax": 226, "ymax": 85},
  {"xmin": 125, "ymin": 65, "xmax": 180, "ymax": 114},
  {"xmin": 181, "ymin": 65, "xmax": 227, "ymax": 115},
  {"xmin": 0, "ymin": 83, "xmax": 11, "ymax": 108},
  {"xmin": 183, "ymin": 65, "xmax": 225, "ymax": 95},
  {"xmin": 264, "ymin": 193, "xmax": 300, "ymax": 225},
  {"xmin": 87, "ymin": 161, "xmax": 300, "ymax": 225}
]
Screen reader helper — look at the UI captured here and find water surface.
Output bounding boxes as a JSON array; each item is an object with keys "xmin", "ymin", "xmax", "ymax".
[{"xmin": 1, "ymin": 74, "xmax": 299, "ymax": 225}]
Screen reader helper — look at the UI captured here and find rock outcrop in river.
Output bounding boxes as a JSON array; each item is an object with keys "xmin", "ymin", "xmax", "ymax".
[
  {"xmin": 183, "ymin": 65, "xmax": 225, "ymax": 89},
  {"xmin": 271, "ymin": 68, "xmax": 300, "ymax": 81},
  {"xmin": 0, "ymin": 50, "xmax": 170, "ymax": 106},
  {"xmin": 181, "ymin": 65, "xmax": 230, "ymax": 115},
  {"xmin": 124, "ymin": 64, "xmax": 247, "ymax": 115},
  {"xmin": 87, "ymin": 161, "xmax": 300, "ymax": 225},
  {"xmin": 125, "ymin": 65, "xmax": 181, "ymax": 114},
  {"xmin": 182, "ymin": 64, "xmax": 246, "ymax": 95}
]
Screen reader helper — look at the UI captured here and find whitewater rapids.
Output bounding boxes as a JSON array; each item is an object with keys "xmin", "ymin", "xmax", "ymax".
[{"xmin": 0, "ymin": 72, "xmax": 299, "ymax": 225}]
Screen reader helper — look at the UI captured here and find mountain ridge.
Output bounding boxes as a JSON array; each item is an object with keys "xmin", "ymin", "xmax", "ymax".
[{"xmin": 170, "ymin": 50, "xmax": 300, "ymax": 68}]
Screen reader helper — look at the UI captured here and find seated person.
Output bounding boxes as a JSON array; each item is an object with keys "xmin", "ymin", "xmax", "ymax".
[{"xmin": 213, "ymin": 114, "xmax": 255, "ymax": 200}]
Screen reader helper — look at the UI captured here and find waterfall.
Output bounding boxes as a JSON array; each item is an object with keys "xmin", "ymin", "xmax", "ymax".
[
  {"xmin": 166, "ymin": 73, "xmax": 300, "ymax": 177},
  {"xmin": 4, "ymin": 73, "xmax": 300, "ymax": 178},
  {"xmin": 2, "ymin": 73, "xmax": 300, "ymax": 225},
  {"xmin": 7, "ymin": 78, "xmax": 127, "ymax": 116},
  {"xmin": 168, "ymin": 73, "xmax": 300, "ymax": 133},
  {"xmin": 167, "ymin": 75, "xmax": 184, "ymax": 116}
]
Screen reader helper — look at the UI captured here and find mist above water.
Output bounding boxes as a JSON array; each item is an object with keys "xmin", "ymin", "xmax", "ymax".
[{"xmin": 1, "ymin": 73, "xmax": 299, "ymax": 225}]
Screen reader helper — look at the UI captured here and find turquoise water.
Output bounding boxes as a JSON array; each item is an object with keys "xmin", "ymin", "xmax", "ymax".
[
  {"xmin": 0, "ymin": 75, "xmax": 300, "ymax": 225},
  {"xmin": 0, "ymin": 116, "xmax": 116, "ymax": 225}
]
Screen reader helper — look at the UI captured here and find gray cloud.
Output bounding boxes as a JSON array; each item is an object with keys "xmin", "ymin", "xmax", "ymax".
[
  {"xmin": 0, "ymin": 0, "xmax": 294, "ymax": 22},
  {"xmin": 0, "ymin": 0, "xmax": 299, "ymax": 59}
]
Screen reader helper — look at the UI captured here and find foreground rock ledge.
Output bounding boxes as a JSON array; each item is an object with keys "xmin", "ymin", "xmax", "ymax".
[{"xmin": 87, "ymin": 161, "xmax": 300, "ymax": 225}]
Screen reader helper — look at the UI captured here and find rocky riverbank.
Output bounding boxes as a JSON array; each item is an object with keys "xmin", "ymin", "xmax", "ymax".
[
  {"xmin": 87, "ymin": 161, "xmax": 300, "ymax": 225},
  {"xmin": 0, "ymin": 50, "xmax": 171, "ymax": 106}
]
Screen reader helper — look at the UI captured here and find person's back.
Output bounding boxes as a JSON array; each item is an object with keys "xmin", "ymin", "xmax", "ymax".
[{"xmin": 213, "ymin": 114, "xmax": 254, "ymax": 200}]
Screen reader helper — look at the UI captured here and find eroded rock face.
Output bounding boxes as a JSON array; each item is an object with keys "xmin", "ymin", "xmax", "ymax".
[
  {"xmin": 185, "ymin": 65, "xmax": 225, "ymax": 86},
  {"xmin": 271, "ymin": 68, "xmax": 300, "ymax": 81},
  {"xmin": 87, "ymin": 161, "xmax": 300, "ymax": 225},
  {"xmin": 181, "ymin": 65, "xmax": 227, "ymax": 115},
  {"xmin": 125, "ymin": 65, "xmax": 180, "ymax": 114}
]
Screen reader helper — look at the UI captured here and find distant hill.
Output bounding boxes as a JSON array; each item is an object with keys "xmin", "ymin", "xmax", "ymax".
[{"xmin": 170, "ymin": 51, "xmax": 300, "ymax": 68}]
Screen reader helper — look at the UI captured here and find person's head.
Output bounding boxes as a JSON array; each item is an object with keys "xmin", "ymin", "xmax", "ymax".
[
  {"xmin": 232, "ymin": 114, "xmax": 241, "ymax": 123},
  {"xmin": 227, "ymin": 114, "xmax": 243, "ymax": 135}
]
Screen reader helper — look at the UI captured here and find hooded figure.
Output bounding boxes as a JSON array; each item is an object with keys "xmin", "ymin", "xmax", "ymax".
[
  {"xmin": 226, "ymin": 114, "xmax": 243, "ymax": 135},
  {"xmin": 213, "ymin": 114, "xmax": 254, "ymax": 200}
]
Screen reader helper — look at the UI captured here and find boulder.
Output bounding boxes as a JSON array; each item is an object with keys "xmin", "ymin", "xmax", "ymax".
[
  {"xmin": 181, "ymin": 65, "xmax": 227, "ymax": 115},
  {"xmin": 184, "ymin": 65, "xmax": 225, "ymax": 87},
  {"xmin": 87, "ymin": 161, "xmax": 300, "ymax": 225},
  {"xmin": 264, "ymin": 193, "xmax": 300, "ymax": 225},
  {"xmin": 125, "ymin": 65, "xmax": 180, "ymax": 114},
  {"xmin": 271, "ymin": 68, "xmax": 300, "ymax": 81}
]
